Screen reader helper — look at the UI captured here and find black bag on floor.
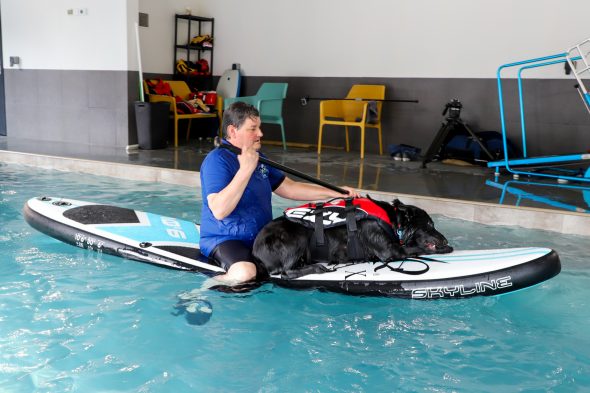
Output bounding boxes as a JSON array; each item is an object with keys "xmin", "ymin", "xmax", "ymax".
[{"xmin": 441, "ymin": 130, "xmax": 521, "ymax": 164}]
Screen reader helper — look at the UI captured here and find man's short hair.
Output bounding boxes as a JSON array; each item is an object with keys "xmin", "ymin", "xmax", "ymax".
[{"xmin": 221, "ymin": 102, "xmax": 260, "ymax": 139}]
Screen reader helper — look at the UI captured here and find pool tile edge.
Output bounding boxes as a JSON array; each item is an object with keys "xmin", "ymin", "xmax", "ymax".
[
  {"xmin": 0, "ymin": 150, "xmax": 200, "ymax": 187},
  {"xmin": 2, "ymin": 150, "xmax": 589, "ymax": 237}
]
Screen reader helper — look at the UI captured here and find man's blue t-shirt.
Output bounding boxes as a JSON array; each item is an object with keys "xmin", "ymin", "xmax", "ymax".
[{"xmin": 199, "ymin": 142, "xmax": 285, "ymax": 257}]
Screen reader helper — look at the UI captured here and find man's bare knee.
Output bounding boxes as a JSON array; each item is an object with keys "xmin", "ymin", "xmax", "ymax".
[{"xmin": 225, "ymin": 261, "xmax": 257, "ymax": 283}]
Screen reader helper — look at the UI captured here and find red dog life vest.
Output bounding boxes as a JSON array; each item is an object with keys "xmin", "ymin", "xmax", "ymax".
[
  {"xmin": 284, "ymin": 198, "xmax": 394, "ymax": 262},
  {"xmin": 284, "ymin": 197, "xmax": 392, "ymax": 228}
]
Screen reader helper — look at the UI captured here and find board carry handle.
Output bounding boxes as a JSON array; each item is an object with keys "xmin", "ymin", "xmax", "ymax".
[{"xmin": 215, "ymin": 138, "xmax": 349, "ymax": 195}]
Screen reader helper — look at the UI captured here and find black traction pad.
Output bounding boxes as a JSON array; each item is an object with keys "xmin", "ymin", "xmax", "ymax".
[{"xmin": 63, "ymin": 205, "xmax": 140, "ymax": 225}]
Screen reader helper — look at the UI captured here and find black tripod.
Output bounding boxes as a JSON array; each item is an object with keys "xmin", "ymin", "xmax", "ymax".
[{"xmin": 421, "ymin": 99, "xmax": 495, "ymax": 168}]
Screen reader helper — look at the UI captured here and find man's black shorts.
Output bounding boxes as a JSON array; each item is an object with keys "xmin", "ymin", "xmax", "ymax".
[{"xmin": 209, "ymin": 239, "xmax": 266, "ymax": 277}]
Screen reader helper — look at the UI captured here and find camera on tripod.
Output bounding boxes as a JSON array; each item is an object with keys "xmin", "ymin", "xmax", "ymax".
[
  {"xmin": 442, "ymin": 99, "xmax": 463, "ymax": 120},
  {"xmin": 422, "ymin": 98, "xmax": 498, "ymax": 167}
]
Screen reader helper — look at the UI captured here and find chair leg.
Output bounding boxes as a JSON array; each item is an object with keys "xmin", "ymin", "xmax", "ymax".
[
  {"xmin": 174, "ymin": 119, "xmax": 179, "ymax": 147},
  {"xmin": 279, "ymin": 120, "xmax": 287, "ymax": 150},
  {"xmin": 345, "ymin": 126, "xmax": 350, "ymax": 152},
  {"xmin": 377, "ymin": 124, "xmax": 383, "ymax": 155},
  {"xmin": 317, "ymin": 123, "xmax": 324, "ymax": 155},
  {"xmin": 360, "ymin": 124, "xmax": 366, "ymax": 159},
  {"xmin": 186, "ymin": 119, "xmax": 192, "ymax": 142},
  {"xmin": 217, "ymin": 99, "xmax": 223, "ymax": 138}
]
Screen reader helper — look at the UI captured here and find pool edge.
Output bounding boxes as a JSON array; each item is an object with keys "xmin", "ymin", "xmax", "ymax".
[{"xmin": 2, "ymin": 149, "xmax": 589, "ymax": 237}]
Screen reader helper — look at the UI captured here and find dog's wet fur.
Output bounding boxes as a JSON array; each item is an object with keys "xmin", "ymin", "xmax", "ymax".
[{"xmin": 253, "ymin": 196, "xmax": 453, "ymax": 278}]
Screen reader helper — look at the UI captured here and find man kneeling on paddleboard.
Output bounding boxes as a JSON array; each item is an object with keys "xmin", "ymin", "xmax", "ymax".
[{"xmin": 200, "ymin": 102, "xmax": 359, "ymax": 286}]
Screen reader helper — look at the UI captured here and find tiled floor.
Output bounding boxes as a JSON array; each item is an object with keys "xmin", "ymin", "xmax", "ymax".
[{"xmin": 1, "ymin": 135, "xmax": 590, "ymax": 235}]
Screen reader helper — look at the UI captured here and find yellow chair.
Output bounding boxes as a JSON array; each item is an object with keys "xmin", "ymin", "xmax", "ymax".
[
  {"xmin": 317, "ymin": 84, "xmax": 385, "ymax": 159},
  {"xmin": 143, "ymin": 80, "xmax": 217, "ymax": 147}
]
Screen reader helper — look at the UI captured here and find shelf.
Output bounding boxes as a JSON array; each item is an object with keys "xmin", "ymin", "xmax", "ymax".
[
  {"xmin": 175, "ymin": 14, "xmax": 213, "ymax": 22},
  {"xmin": 173, "ymin": 73, "xmax": 212, "ymax": 78},
  {"xmin": 174, "ymin": 14, "xmax": 214, "ymax": 90},
  {"xmin": 175, "ymin": 45, "xmax": 213, "ymax": 51}
]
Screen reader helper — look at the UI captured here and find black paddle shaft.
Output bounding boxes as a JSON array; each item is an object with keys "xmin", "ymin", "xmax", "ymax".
[
  {"xmin": 218, "ymin": 144, "xmax": 349, "ymax": 195},
  {"xmin": 300, "ymin": 96, "xmax": 419, "ymax": 106}
]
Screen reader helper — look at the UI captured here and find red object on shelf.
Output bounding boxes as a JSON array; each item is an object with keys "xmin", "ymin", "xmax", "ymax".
[{"xmin": 197, "ymin": 91, "xmax": 217, "ymax": 106}]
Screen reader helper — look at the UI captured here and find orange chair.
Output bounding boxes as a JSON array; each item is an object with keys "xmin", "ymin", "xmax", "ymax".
[
  {"xmin": 317, "ymin": 85, "xmax": 385, "ymax": 159},
  {"xmin": 144, "ymin": 80, "xmax": 217, "ymax": 147}
]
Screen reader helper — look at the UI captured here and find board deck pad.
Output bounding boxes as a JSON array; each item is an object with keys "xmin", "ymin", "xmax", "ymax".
[{"xmin": 23, "ymin": 197, "xmax": 561, "ymax": 298}]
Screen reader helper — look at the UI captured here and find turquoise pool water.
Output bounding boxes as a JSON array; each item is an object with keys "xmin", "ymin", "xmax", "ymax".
[{"xmin": 1, "ymin": 162, "xmax": 589, "ymax": 392}]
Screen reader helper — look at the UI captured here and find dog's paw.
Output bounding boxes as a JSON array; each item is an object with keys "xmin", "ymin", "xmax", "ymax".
[{"xmin": 281, "ymin": 263, "xmax": 331, "ymax": 279}]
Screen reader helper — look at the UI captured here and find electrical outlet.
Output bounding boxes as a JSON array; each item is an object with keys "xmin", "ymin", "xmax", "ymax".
[{"xmin": 67, "ymin": 8, "xmax": 88, "ymax": 16}]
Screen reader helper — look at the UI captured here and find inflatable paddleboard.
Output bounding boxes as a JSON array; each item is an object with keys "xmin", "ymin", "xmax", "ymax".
[{"xmin": 23, "ymin": 197, "xmax": 561, "ymax": 299}]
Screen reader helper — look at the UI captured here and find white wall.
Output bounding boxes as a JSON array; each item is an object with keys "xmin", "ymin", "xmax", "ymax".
[
  {"xmin": 1, "ymin": 0, "xmax": 129, "ymax": 71},
  {"xmin": 0, "ymin": 0, "xmax": 201, "ymax": 73},
  {"xmin": 194, "ymin": 0, "xmax": 590, "ymax": 78},
  {"xmin": 137, "ymin": 0, "xmax": 200, "ymax": 75},
  {"xmin": 2, "ymin": 0, "xmax": 588, "ymax": 78},
  {"xmin": 127, "ymin": 0, "xmax": 139, "ymax": 72}
]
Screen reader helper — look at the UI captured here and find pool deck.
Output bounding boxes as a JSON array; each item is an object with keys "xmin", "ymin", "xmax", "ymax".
[{"xmin": 1, "ymin": 135, "xmax": 589, "ymax": 237}]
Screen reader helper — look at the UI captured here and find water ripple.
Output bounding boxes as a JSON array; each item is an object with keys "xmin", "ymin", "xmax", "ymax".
[{"xmin": 1, "ymin": 163, "xmax": 589, "ymax": 392}]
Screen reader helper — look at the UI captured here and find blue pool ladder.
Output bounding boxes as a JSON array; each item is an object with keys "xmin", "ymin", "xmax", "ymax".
[{"xmin": 567, "ymin": 37, "xmax": 590, "ymax": 113}]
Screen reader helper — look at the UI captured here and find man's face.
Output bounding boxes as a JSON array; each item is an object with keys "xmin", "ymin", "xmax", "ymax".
[{"xmin": 228, "ymin": 116, "xmax": 263, "ymax": 150}]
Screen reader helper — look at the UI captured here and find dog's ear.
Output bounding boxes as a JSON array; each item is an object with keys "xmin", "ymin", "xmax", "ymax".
[
  {"xmin": 368, "ymin": 196, "xmax": 389, "ymax": 210},
  {"xmin": 377, "ymin": 201, "xmax": 397, "ymax": 223},
  {"xmin": 393, "ymin": 201, "xmax": 416, "ymax": 225},
  {"xmin": 392, "ymin": 199, "xmax": 404, "ymax": 208}
]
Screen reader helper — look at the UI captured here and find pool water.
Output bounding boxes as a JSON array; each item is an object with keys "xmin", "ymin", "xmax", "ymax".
[{"xmin": 1, "ymin": 162, "xmax": 589, "ymax": 392}]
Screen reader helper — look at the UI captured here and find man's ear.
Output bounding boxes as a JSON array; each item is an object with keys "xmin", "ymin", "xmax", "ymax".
[{"xmin": 227, "ymin": 124, "xmax": 237, "ymax": 139}]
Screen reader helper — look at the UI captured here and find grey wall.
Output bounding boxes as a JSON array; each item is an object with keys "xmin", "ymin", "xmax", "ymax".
[
  {"xmin": 240, "ymin": 76, "xmax": 590, "ymax": 156},
  {"xmin": 6, "ymin": 68, "xmax": 587, "ymax": 155},
  {"xmin": 4, "ymin": 69, "xmax": 136, "ymax": 147}
]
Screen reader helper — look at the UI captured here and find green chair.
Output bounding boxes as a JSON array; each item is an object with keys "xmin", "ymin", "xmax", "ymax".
[{"xmin": 224, "ymin": 82, "xmax": 288, "ymax": 150}]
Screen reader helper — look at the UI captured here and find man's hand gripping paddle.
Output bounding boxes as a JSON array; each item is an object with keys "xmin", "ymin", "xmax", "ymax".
[{"xmin": 213, "ymin": 136, "xmax": 349, "ymax": 195}]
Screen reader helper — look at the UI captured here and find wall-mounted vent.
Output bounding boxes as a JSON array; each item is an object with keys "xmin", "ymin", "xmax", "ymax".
[{"xmin": 139, "ymin": 13, "xmax": 149, "ymax": 28}]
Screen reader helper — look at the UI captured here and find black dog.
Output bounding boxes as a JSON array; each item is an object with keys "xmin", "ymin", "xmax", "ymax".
[{"xmin": 253, "ymin": 197, "xmax": 452, "ymax": 278}]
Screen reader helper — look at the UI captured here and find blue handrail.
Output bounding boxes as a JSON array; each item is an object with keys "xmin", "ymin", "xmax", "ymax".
[
  {"xmin": 516, "ymin": 56, "xmax": 582, "ymax": 158},
  {"xmin": 496, "ymin": 53, "xmax": 566, "ymax": 168},
  {"xmin": 491, "ymin": 51, "xmax": 590, "ymax": 183}
]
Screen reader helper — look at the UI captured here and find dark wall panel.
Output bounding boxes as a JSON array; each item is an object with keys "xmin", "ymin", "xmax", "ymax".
[
  {"xmin": 127, "ymin": 70, "xmax": 140, "ymax": 146},
  {"xmin": 4, "ymin": 69, "xmax": 131, "ymax": 147},
  {"xmin": 241, "ymin": 76, "xmax": 590, "ymax": 156},
  {"xmin": 3, "ymin": 70, "xmax": 588, "ymax": 155}
]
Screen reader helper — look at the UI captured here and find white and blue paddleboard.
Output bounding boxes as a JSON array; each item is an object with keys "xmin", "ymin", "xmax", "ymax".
[{"xmin": 23, "ymin": 197, "xmax": 561, "ymax": 299}]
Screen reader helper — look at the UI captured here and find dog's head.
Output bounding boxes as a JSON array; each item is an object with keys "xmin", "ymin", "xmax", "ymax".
[
  {"xmin": 392, "ymin": 199, "xmax": 453, "ymax": 254},
  {"xmin": 370, "ymin": 196, "xmax": 453, "ymax": 254}
]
